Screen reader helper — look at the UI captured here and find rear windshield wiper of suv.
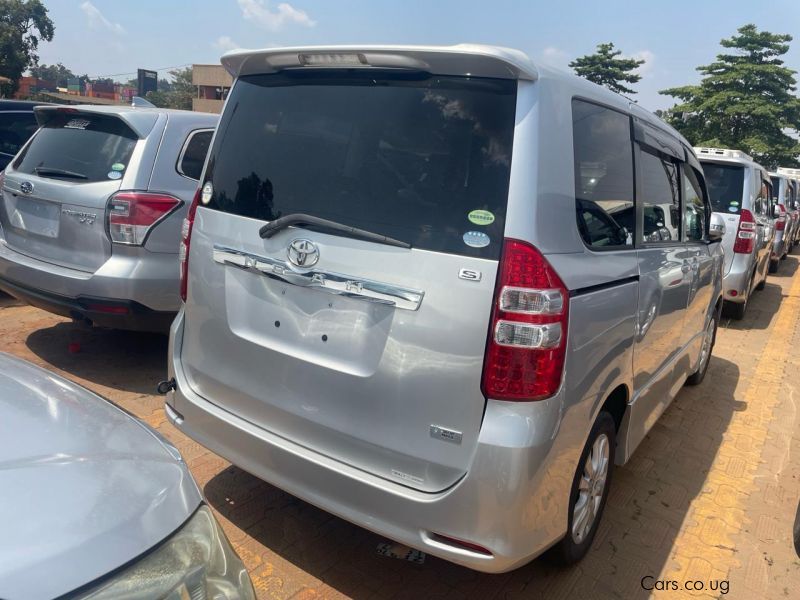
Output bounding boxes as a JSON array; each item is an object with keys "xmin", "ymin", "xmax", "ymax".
[
  {"xmin": 259, "ymin": 213, "xmax": 411, "ymax": 249},
  {"xmin": 34, "ymin": 167, "xmax": 88, "ymax": 180}
]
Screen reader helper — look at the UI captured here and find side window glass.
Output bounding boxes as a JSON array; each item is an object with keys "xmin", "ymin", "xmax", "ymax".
[
  {"xmin": 640, "ymin": 150, "xmax": 680, "ymax": 243},
  {"xmin": 572, "ymin": 99, "xmax": 634, "ymax": 249},
  {"xmin": 683, "ymin": 166, "xmax": 706, "ymax": 242},
  {"xmin": 178, "ymin": 130, "xmax": 213, "ymax": 180},
  {"xmin": 0, "ymin": 112, "xmax": 38, "ymax": 156}
]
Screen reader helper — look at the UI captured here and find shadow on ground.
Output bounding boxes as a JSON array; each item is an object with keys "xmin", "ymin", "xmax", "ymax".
[
  {"xmin": 204, "ymin": 352, "xmax": 742, "ymax": 598},
  {"xmin": 25, "ymin": 322, "xmax": 167, "ymax": 395}
]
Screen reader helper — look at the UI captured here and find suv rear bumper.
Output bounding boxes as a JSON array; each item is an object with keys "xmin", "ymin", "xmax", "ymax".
[
  {"xmin": 0, "ymin": 275, "xmax": 175, "ymax": 331},
  {"xmin": 0, "ymin": 240, "xmax": 179, "ymax": 331},
  {"xmin": 722, "ymin": 252, "xmax": 756, "ymax": 303},
  {"xmin": 772, "ymin": 231, "xmax": 788, "ymax": 261},
  {"xmin": 165, "ymin": 309, "xmax": 570, "ymax": 573}
]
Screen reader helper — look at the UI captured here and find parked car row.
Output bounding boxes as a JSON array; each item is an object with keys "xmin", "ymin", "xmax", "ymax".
[
  {"xmin": 0, "ymin": 44, "xmax": 797, "ymax": 592},
  {"xmin": 696, "ymin": 148, "xmax": 800, "ymax": 319}
]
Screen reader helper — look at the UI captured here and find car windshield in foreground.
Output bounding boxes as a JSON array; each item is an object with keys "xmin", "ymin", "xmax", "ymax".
[
  {"xmin": 202, "ymin": 71, "xmax": 517, "ymax": 260},
  {"xmin": 703, "ymin": 162, "xmax": 745, "ymax": 215},
  {"xmin": 14, "ymin": 112, "xmax": 137, "ymax": 183}
]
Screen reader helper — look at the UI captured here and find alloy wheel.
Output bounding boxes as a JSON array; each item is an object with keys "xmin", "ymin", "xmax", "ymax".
[{"xmin": 572, "ymin": 433, "xmax": 610, "ymax": 544}]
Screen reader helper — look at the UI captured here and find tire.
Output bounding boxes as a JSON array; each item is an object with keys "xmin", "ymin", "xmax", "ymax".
[
  {"xmin": 686, "ymin": 309, "xmax": 718, "ymax": 386},
  {"xmin": 755, "ymin": 275, "xmax": 766, "ymax": 291},
  {"xmin": 549, "ymin": 411, "xmax": 616, "ymax": 565},
  {"xmin": 726, "ymin": 300, "xmax": 747, "ymax": 320},
  {"xmin": 769, "ymin": 259, "xmax": 779, "ymax": 273}
]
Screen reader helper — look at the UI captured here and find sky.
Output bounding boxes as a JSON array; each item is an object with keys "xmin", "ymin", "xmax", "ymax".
[{"xmin": 35, "ymin": 0, "xmax": 800, "ymax": 111}]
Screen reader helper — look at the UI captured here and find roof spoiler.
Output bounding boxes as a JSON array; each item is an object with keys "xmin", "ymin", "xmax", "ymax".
[
  {"xmin": 33, "ymin": 105, "xmax": 159, "ymax": 139},
  {"xmin": 220, "ymin": 44, "xmax": 538, "ymax": 82}
]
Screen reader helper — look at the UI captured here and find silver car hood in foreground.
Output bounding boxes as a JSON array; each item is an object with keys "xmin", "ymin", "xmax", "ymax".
[{"xmin": 0, "ymin": 353, "xmax": 202, "ymax": 600}]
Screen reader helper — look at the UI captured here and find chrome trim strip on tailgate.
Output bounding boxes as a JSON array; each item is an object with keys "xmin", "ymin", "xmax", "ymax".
[{"xmin": 212, "ymin": 245, "xmax": 424, "ymax": 311}]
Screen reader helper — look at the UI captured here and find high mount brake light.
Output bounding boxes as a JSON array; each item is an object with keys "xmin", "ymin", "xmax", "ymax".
[{"xmin": 481, "ymin": 239, "xmax": 569, "ymax": 401}]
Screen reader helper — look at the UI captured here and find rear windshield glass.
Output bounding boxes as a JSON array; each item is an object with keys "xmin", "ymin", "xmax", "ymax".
[
  {"xmin": 203, "ymin": 72, "xmax": 517, "ymax": 259},
  {"xmin": 702, "ymin": 163, "xmax": 745, "ymax": 215},
  {"xmin": 13, "ymin": 112, "xmax": 138, "ymax": 183}
]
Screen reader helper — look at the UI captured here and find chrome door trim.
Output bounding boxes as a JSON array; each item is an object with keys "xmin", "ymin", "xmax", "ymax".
[{"xmin": 212, "ymin": 245, "xmax": 424, "ymax": 311}]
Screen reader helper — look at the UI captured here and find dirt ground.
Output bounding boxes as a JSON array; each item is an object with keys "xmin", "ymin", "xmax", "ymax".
[{"xmin": 3, "ymin": 253, "xmax": 800, "ymax": 599}]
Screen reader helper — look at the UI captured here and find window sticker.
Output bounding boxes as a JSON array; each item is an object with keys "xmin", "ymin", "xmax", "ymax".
[
  {"xmin": 730, "ymin": 201, "xmax": 739, "ymax": 206},
  {"xmin": 467, "ymin": 209, "xmax": 495, "ymax": 226},
  {"xmin": 201, "ymin": 181, "xmax": 213, "ymax": 205},
  {"xmin": 111, "ymin": 163, "xmax": 125, "ymax": 171},
  {"xmin": 728, "ymin": 206, "xmax": 738, "ymax": 213},
  {"xmin": 463, "ymin": 231, "xmax": 490, "ymax": 248},
  {"xmin": 64, "ymin": 118, "xmax": 91, "ymax": 130},
  {"xmin": 107, "ymin": 171, "xmax": 122, "ymax": 180}
]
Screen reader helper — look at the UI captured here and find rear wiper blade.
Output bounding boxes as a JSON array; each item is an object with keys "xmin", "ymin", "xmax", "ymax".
[
  {"xmin": 259, "ymin": 213, "xmax": 411, "ymax": 249},
  {"xmin": 34, "ymin": 167, "xmax": 88, "ymax": 180}
]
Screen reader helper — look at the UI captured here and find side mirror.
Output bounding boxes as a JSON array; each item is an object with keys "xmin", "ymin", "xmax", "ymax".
[{"xmin": 708, "ymin": 213, "xmax": 726, "ymax": 242}]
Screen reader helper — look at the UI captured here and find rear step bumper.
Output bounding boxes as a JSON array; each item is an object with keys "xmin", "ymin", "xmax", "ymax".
[
  {"xmin": 0, "ymin": 275, "xmax": 175, "ymax": 332},
  {"xmin": 166, "ymin": 309, "xmax": 571, "ymax": 573}
]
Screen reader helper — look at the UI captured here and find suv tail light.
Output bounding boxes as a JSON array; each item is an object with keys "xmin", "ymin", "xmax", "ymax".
[
  {"xmin": 481, "ymin": 239, "xmax": 569, "ymax": 401},
  {"xmin": 776, "ymin": 204, "xmax": 787, "ymax": 231},
  {"xmin": 733, "ymin": 208, "xmax": 756, "ymax": 254},
  {"xmin": 108, "ymin": 192, "xmax": 181, "ymax": 246},
  {"xmin": 179, "ymin": 187, "xmax": 201, "ymax": 302}
]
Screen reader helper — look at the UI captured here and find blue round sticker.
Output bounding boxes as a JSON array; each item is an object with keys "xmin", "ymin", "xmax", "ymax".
[
  {"xmin": 463, "ymin": 230, "xmax": 490, "ymax": 248},
  {"xmin": 107, "ymin": 171, "xmax": 121, "ymax": 180}
]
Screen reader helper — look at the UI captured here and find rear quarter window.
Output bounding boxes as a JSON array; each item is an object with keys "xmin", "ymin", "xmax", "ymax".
[
  {"xmin": 178, "ymin": 129, "xmax": 213, "ymax": 180},
  {"xmin": 202, "ymin": 71, "xmax": 517, "ymax": 259},
  {"xmin": 13, "ymin": 113, "xmax": 138, "ymax": 183},
  {"xmin": 572, "ymin": 99, "xmax": 635, "ymax": 249}
]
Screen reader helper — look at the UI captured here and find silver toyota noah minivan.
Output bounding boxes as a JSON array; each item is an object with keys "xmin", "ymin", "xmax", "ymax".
[{"xmin": 165, "ymin": 45, "xmax": 724, "ymax": 573}]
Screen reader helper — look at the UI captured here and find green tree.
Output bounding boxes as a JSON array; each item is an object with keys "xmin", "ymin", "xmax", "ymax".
[
  {"xmin": 0, "ymin": 0, "xmax": 55, "ymax": 96},
  {"xmin": 28, "ymin": 62, "xmax": 74, "ymax": 86},
  {"xmin": 145, "ymin": 67, "xmax": 192, "ymax": 110},
  {"xmin": 660, "ymin": 24, "xmax": 800, "ymax": 169},
  {"xmin": 569, "ymin": 42, "xmax": 645, "ymax": 95}
]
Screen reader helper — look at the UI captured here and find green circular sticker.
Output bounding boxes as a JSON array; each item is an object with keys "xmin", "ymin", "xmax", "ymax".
[
  {"xmin": 468, "ymin": 209, "xmax": 495, "ymax": 226},
  {"xmin": 111, "ymin": 163, "xmax": 125, "ymax": 171}
]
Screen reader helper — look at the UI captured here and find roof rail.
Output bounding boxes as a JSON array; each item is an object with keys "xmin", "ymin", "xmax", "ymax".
[
  {"xmin": 777, "ymin": 167, "xmax": 800, "ymax": 178},
  {"xmin": 694, "ymin": 147, "xmax": 753, "ymax": 162}
]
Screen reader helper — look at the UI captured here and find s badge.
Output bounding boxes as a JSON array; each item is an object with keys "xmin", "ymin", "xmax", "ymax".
[{"xmin": 458, "ymin": 268, "xmax": 482, "ymax": 282}]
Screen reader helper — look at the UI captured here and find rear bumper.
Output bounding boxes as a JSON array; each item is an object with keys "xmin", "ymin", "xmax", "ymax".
[
  {"xmin": 0, "ymin": 240, "xmax": 179, "ymax": 331},
  {"xmin": 773, "ymin": 232, "xmax": 787, "ymax": 260},
  {"xmin": 165, "ymin": 310, "xmax": 570, "ymax": 573},
  {"xmin": 0, "ymin": 275, "xmax": 175, "ymax": 332},
  {"xmin": 722, "ymin": 253, "xmax": 755, "ymax": 303}
]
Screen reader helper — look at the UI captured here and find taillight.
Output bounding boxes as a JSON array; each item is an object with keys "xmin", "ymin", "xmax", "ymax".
[
  {"xmin": 108, "ymin": 192, "xmax": 181, "ymax": 245},
  {"xmin": 776, "ymin": 204, "xmax": 787, "ymax": 231},
  {"xmin": 481, "ymin": 239, "xmax": 569, "ymax": 401},
  {"xmin": 733, "ymin": 209, "xmax": 756, "ymax": 254},
  {"xmin": 179, "ymin": 187, "xmax": 201, "ymax": 302}
]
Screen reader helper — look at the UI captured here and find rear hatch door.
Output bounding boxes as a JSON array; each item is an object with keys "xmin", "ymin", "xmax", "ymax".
[
  {"xmin": 703, "ymin": 161, "xmax": 746, "ymax": 274},
  {"xmin": 181, "ymin": 70, "xmax": 518, "ymax": 492},
  {"xmin": 0, "ymin": 110, "xmax": 143, "ymax": 272}
]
